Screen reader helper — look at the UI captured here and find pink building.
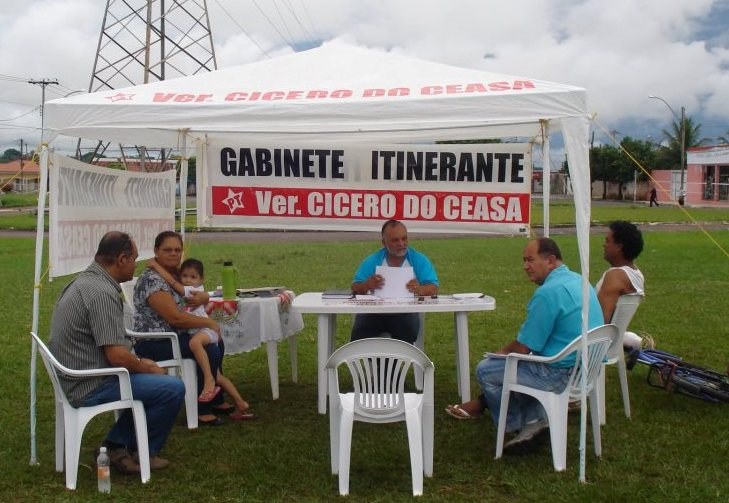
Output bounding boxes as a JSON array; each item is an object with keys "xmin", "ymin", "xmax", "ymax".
[{"xmin": 651, "ymin": 145, "xmax": 729, "ymax": 206}]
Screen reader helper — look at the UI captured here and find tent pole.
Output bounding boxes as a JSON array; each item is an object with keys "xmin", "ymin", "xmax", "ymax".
[
  {"xmin": 29, "ymin": 145, "xmax": 50, "ymax": 465},
  {"xmin": 179, "ymin": 131, "xmax": 188, "ymax": 242},
  {"xmin": 562, "ymin": 116, "xmax": 592, "ymax": 483},
  {"xmin": 541, "ymin": 120, "xmax": 551, "ymax": 237}
]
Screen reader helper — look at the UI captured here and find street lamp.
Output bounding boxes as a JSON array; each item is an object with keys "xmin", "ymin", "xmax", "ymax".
[{"xmin": 649, "ymin": 95, "xmax": 686, "ymax": 205}]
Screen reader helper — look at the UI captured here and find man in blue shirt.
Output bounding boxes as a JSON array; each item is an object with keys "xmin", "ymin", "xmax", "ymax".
[
  {"xmin": 350, "ymin": 220, "xmax": 439, "ymax": 343},
  {"xmin": 446, "ymin": 237, "xmax": 603, "ymax": 450}
]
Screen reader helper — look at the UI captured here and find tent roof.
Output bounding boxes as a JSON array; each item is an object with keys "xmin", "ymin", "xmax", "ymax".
[{"xmin": 45, "ymin": 42, "xmax": 588, "ymax": 146}]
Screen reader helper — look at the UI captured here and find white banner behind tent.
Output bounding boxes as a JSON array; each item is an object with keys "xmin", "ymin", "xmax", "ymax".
[
  {"xmin": 200, "ymin": 141, "xmax": 532, "ymax": 234},
  {"xmin": 49, "ymin": 154, "xmax": 176, "ymax": 278}
]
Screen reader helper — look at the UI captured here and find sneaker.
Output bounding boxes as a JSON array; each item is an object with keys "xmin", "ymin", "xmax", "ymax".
[
  {"xmin": 133, "ymin": 452, "xmax": 171, "ymax": 470},
  {"xmin": 504, "ymin": 419, "xmax": 549, "ymax": 450},
  {"xmin": 107, "ymin": 447, "xmax": 141, "ymax": 475}
]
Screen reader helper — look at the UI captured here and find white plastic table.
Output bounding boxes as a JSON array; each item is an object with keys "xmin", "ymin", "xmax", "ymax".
[{"xmin": 291, "ymin": 292, "xmax": 496, "ymax": 413}]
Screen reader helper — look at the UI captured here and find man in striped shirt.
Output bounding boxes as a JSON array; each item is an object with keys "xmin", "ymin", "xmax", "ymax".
[{"xmin": 49, "ymin": 231, "xmax": 185, "ymax": 474}]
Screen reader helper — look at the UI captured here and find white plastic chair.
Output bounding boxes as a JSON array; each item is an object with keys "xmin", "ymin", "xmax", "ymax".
[
  {"xmin": 121, "ymin": 277, "xmax": 198, "ymax": 429},
  {"xmin": 326, "ymin": 338, "xmax": 435, "ymax": 496},
  {"xmin": 31, "ymin": 332, "xmax": 151, "ymax": 489},
  {"xmin": 598, "ymin": 293, "xmax": 643, "ymax": 425},
  {"xmin": 494, "ymin": 324, "xmax": 619, "ymax": 472},
  {"xmin": 351, "ymin": 312, "xmax": 427, "ymax": 391}
]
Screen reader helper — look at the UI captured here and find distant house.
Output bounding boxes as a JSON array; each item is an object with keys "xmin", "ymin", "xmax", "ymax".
[
  {"xmin": 531, "ymin": 166, "xmax": 571, "ymax": 196},
  {"xmin": 0, "ymin": 159, "xmax": 40, "ymax": 192},
  {"xmin": 651, "ymin": 145, "xmax": 729, "ymax": 206},
  {"xmin": 0, "ymin": 156, "xmax": 179, "ymax": 194}
]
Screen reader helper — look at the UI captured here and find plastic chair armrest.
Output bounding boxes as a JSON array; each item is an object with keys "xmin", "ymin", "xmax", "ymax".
[{"xmin": 127, "ymin": 329, "xmax": 183, "ymax": 361}]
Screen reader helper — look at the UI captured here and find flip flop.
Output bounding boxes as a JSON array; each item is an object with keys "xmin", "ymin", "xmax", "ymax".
[
  {"xmin": 198, "ymin": 386, "xmax": 222, "ymax": 403},
  {"xmin": 445, "ymin": 404, "xmax": 476, "ymax": 420},
  {"xmin": 229, "ymin": 410, "xmax": 256, "ymax": 421}
]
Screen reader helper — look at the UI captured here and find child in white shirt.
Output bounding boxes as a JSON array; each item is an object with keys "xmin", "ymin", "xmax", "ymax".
[{"xmin": 148, "ymin": 257, "xmax": 254, "ymax": 420}]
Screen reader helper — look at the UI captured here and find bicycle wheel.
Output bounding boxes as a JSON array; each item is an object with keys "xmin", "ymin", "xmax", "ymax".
[{"xmin": 671, "ymin": 372, "xmax": 729, "ymax": 403}]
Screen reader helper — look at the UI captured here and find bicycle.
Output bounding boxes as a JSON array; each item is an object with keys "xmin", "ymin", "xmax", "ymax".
[{"xmin": 626, "ymin": 348, "xmax": 729, "ymax": 403}]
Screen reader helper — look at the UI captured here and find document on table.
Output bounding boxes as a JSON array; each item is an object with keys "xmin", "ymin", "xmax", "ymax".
[{"xmin": 375, "ymin": 265, "xmax": 415, "ymax": 299}]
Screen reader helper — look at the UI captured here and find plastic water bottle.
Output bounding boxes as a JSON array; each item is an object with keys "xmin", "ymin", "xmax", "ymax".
[
  {"xmin": 222, "ymin": 261, "xmax": 237, "ymax": 300},
  {"xmin": 97, "ymin": 446, "xmax": 111, "ymax": 493}
]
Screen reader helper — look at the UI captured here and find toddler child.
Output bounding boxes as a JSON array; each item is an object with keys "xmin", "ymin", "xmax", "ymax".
[{"xmin": 148, "ymin": 257, "xmax": 254, "ymax": 420}]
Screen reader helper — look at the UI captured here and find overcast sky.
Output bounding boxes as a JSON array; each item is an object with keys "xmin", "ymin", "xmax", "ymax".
[{"xmin": 1, "ymin": 0, "xmax": 728, "ymax": 158}]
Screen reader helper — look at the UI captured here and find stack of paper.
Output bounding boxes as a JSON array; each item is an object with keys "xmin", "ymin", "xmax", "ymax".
[{"xmin": 322, "ymin": 289, "xmax": 354, "ymax": 299}]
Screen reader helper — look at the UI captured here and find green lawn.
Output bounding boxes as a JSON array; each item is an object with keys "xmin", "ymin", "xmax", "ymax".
[
  {"xmin": 3, "ymin": 227, "xmax": 729, "ymax": 501},
  {"xmin": 1, "ymin": 197, "xmax": 727, "ymax": 231}
]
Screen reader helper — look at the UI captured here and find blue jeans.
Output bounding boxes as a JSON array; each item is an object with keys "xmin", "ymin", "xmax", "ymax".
[
  {"xmin": 351, "ymin": 313, "xmax": 420, "ymax": 344},
  {"xmin": 134, "ymin": 336, "xmax": 225, "ymax": 414},
  {"xmin": 83, "ymin": 373, "xmax": 185, "ymax": 455},
  {"xmin": 475, "ymin": 357, "xmax": 572, "ymax": 433}
]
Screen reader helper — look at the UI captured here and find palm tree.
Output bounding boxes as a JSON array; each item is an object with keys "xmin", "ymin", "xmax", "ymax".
[{"xmin": 656, "ymin": 115, "xmax": 707, "ymax": 171}]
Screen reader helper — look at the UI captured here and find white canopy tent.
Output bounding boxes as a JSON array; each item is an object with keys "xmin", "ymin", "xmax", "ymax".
[{"xmin": 39, "ymin": 43, "xmax": 595, "ymax": 479}]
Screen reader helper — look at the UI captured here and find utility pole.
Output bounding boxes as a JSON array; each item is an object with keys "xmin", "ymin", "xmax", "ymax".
[
  {"xmin": 19, "ymin": 138, "xmax": 24, "ymax": 193},
  {"xmin": 649, "ymin": 95, "xmax": 686, "ymax": 205},
  {"xmin": 28, "ymin": 79, "xmax": 59, "ymax": 143},
  {"xmin": 679, "ymin": 106, "xmax": 686, "ymax": 205}
]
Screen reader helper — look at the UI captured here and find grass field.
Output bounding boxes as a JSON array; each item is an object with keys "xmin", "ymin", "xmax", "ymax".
[
  {"xmin": 3, "ymin": 218, "xmax": 729, "ymax": 501},
  {"xmin": 1, "ymin": 197, "xmax": 728, "ymax": 231}
]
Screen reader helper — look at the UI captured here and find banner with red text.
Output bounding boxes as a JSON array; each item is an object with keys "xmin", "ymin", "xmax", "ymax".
[
  {"xmin": 200, "ymin": 141, "xmax": 531, "ymax": 234},
  {"xmin": 49, "ymin": 154, "xmax": 176, "ymax": 278}
]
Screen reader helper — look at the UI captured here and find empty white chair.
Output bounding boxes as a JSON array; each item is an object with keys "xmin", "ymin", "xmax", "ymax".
[
  {"xmin": 326, "ymin": 338, "xmax": 434, "ymax": 496},
  {"xmin": 598, "ymin": 293, "xmax": 643, "ymax": 424},
  {"xmin": 494, "ymin": 324, "xmax": 619, "ymax": 471},
  {"xmin": 31, "ymin": 331, "xmax": 151, "ymax": 490},
  {"xmin": 121, "ymin": 277, "xmax": 198, "ymax": 429},
  {"xmin": 353, "ymin": 312, "xmax": 427, "ymax": 391}
]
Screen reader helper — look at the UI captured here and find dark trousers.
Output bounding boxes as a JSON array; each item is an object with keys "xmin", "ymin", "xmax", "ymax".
[
  {"xmin": 134, "ymin": 335, "xmax": 225, "ymax": 414},
  {"xmin": 350, "ymin": 313, "xmax": 420, "ymax": 344}
]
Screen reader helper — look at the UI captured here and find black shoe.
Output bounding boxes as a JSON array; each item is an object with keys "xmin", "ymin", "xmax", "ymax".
[{"xmin": 199, "ymin": 416, "xmax": 225, "ymax": 426}]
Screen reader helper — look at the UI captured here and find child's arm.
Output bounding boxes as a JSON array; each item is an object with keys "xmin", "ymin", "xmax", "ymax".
[{"xmin": 147, "ymin": 258, "xmax": 186, "ymax": 297}]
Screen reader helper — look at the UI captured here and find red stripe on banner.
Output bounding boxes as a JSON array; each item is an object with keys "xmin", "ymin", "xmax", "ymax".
[{"xmin": 211, "ymin": 186, "xmax": 530, "ymax": 224}]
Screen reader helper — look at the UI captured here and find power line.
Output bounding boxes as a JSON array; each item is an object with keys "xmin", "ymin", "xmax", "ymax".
[
  {"xmin": 282, "ymin": 0, "xmax": 318, "ymax": 46},
  {"xmin": 295, "ymin": 0, "xmax": 318, "ymax": 40},
  {"xmin": 211, "ymin": 0, "xmax": 271, "ymax": 58},
  {"xmin": 250, "ymin": 0, "xmax": 295, "ymax": 47},
  {"xmin": 0, "ymin": 73, "xmax": 29, "ymax": 83},
  {"xmin": 0, "ymin": 99, "xmax": 36, "ymax": 107},
  {"xmin": 0, "ymin": 106, "xmax": 41, "ymax": 122},
  {"xmin": 272, "ymin": 0, "xmax": 296, "ymax": 46}
]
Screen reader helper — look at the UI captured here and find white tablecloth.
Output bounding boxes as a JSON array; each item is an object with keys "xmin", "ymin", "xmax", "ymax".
[{"xmin": 207, "ymin": 292, "xmax": 304, "ymax": 355}]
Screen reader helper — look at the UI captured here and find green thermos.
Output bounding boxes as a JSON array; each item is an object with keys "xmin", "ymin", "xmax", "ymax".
[{"xmin": 222, "ymin": 261, "xmax": 237, "ymax": 300}]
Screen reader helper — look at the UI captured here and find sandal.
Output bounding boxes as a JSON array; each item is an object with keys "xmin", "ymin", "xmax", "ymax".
[
  {"xmin": 445, "ymin": 404, "xmax": 477, "ymax": 420},
  {"xmin": 198, "ymin": 386, "xmax": 222, "ymax": 403}
]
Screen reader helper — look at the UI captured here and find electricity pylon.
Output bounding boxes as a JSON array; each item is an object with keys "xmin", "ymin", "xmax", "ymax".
[{"xmin": 77, "ymin": 0, "xmax": 217, "ymax": 170}]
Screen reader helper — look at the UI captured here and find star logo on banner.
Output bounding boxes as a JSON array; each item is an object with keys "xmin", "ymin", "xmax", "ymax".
[
  {"xmin": 222, "ymin": 188, "xmax": 245, "ymax": 213},
  {"xmin": 105, "ymin": 93, "xmax": 135, "ymax": 102}
]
